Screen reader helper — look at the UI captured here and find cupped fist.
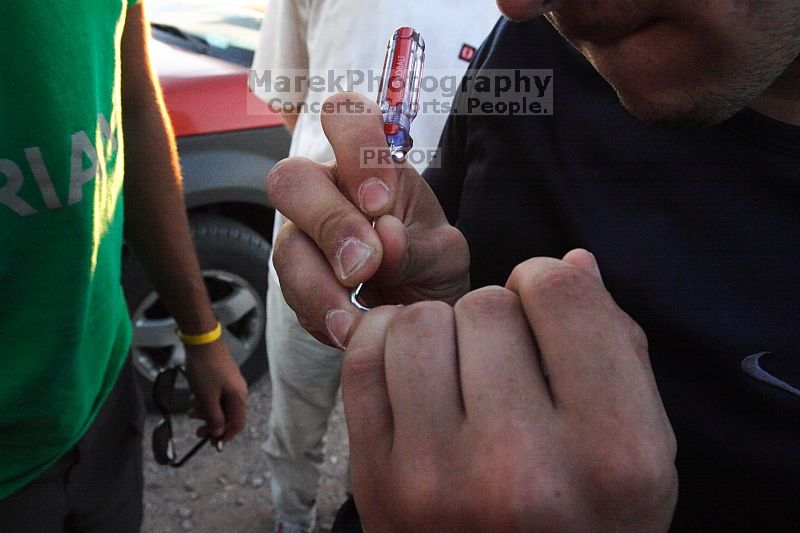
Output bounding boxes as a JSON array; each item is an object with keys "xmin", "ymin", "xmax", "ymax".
[
  {"xmin": 341, "ymin": 249, "xmax": 678, "ymax": 532},
  {"xmin": 184, "ymin": 340, "xmax": 248, "ymax": 443}
]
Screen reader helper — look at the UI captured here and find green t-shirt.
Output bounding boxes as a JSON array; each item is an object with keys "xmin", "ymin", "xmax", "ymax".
[{"xmin": 0, "ymin": 0, "xmax": 139, "ymax": 499}]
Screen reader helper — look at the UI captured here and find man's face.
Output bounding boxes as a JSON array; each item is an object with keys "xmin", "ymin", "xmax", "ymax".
[{"xmin": 496, "ymin": 0, "xmax": 800, "ymax": 126}]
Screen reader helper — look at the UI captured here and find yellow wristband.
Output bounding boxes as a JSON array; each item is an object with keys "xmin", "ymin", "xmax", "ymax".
[{"xmin": 177, "ymin": 322, "xmax": 222, "ymax": 346}]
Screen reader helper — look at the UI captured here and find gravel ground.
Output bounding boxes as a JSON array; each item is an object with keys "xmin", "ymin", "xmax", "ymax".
[{"xmin": 142, "ymin": 375, "xmax": 349, "ymax": 533}]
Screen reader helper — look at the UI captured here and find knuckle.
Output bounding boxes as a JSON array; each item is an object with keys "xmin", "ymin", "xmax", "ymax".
[
  {"xmin": 266, "ymin": 156, "xmax": 312, "ymax": 205},
  {"xmin": 625, "ymin": 317, "xmax": 650, "ymax": 356},
  {"xmin": 234, "ymin": 388, "xmax": 249, "ymax": 405},
  {"xmin": 273, "ymin": 238, "xmax": 337, "ymax": 341},
  {"xmin": 518, "ymin": 261, "xmax": 595, "ymax": 302},
  {"xmin": 585, "ymin": 437, "xmax": 677, "ymax": 508},
  {"xmin": 507, "ymin": 257, "xmax": 556, "ymax": 290},
  {"xmin": 272, "ymin": 224, "xmax": 302, "ymax": 273},
  {"xmin": 533, "ymin": 264, "xmax": 589, "ymax": 293},
  {"xmin": 312, "ymin": 209, "xmax": 367, "ymax": 259},
  {"xmin": 440, "ymin": 226, "xmax": 471, "ymax": 275},
  {"xmin": 393, "ymin": 470, "xmax": 444, "ymax": 524},
  {"xmin": 441, "ymin": 223, "xmax": 468, "ymax": 254},
  {"xmin": 390, "ymin": 301, "xmax": 453, "ymax": 336},
  {"xmin": 341, "ymin": 345, "xmax": 384, "ymax": 388},
  {"xmin": 455, "ymin": 286, "xmax": 520, "ymax": 319},
  {"xmin": 311, "ymin": 204, "xmax": 347, "ymax": 245}
]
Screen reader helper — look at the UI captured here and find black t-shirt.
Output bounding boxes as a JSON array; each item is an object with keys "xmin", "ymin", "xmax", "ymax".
[{"xmin": 425, "ymin": 17, "xmax": 800, "ymax": 531}]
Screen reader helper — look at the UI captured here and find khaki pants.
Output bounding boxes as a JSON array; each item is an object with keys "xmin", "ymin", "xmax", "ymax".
[{"xmin": 264, "ymin": 278, "xmax": 346, "ymax": 531}]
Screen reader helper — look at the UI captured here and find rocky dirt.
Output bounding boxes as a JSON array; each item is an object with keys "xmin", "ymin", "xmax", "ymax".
[{"xmin": 142, "ymin": 375, "xmax": 349, "ymax": 533}]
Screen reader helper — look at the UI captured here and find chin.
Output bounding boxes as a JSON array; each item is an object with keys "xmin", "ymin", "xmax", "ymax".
[
  {"xmin": 583, "ymin": 47, "xmax": 752, "ymax": 128},
  {"xmin": 614, "ymin": 89, "xmax": 746, "ymax": 128},
  {"xmin": 563, "ymin": 20, "xmax": 757, "ymax": 128}
]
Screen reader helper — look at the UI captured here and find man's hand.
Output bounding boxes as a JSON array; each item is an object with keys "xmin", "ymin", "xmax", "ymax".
[
  {"xmin": 266, "ymin": 92, "xmax": 470, "ymax": 349},
  {"xmin": 184, "ymin": 340, "xmax": 248, "ymax": 443},
  {"xmin": 342, "ymin": 249, "xmax": 678, "ymax": 532}
]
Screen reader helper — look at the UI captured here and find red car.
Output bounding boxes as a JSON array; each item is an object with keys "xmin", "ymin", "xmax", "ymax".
[{"xmin": 123, "ymin": 1, "xmax": 289, "ymax": 406}]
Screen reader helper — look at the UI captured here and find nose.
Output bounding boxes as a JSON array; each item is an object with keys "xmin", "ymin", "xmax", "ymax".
[{"xmin": 495, "ymin": 0, "xmax": 558, "ymax": 21}]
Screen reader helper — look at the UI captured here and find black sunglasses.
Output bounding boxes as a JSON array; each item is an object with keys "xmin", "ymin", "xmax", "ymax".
[{"xmin": 152, "ymin": 366, "xmax": 218, "ymax": 468}]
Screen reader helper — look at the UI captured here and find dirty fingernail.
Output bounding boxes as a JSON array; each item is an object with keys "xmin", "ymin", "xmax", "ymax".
[
  {"xmin": 358, "ymin": 178, "xmax": 390, "ymax": 215},
  {"xmin": 336, "ymin": 237, "xmax": 371, "ymax": 280},
  {"xmin": 326, "ymin": 309, "xmax": 354, "ymax": 349}
]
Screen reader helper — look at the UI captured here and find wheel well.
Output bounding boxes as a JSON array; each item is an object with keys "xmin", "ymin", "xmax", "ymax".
[{"xmin": 188, "ymin": 203, "xmax": 275, "ymax": 243}]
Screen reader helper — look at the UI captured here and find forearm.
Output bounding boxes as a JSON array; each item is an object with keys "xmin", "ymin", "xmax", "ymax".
[{"xmin": 121, "ymin": 6, "xmax": 215, "ymax": 335}]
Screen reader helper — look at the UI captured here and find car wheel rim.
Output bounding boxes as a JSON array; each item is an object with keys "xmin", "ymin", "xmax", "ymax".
[{"xmin": 130, "ymin": 269, "xmax": 265, "ymax": 390}]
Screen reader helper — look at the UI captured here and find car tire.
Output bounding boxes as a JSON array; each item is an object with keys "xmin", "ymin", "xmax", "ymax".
[{"xmin": 124, "ymin": 215, "xmax": 270, "ymax": 411}]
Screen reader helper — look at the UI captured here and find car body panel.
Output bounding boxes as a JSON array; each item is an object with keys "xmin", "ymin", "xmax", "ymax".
[
  {"xmin": 177, "ymin": 126, "xmax": 290, "ymax": 210},
  {"xmin": 148, "ymin": 27, "xmax": 290, "ymax": 213},
  {"xmin": 151, "ymin": 39, "xmax": 283, "ymax": 137}
]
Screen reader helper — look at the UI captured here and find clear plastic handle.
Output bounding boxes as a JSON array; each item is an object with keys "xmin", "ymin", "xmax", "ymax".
[{"xmin": 377, "ymin": 27, "xmax": 426, "ymax": 162}]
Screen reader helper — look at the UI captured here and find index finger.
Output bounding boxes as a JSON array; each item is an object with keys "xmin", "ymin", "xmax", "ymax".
[
  {"xmin": 342, "ymin": 306, "xmax": 402, "ymax": 459},
  {"xmin": 266, "ymin": 157, "xmax": 383, "ymax": 284},
  {"xmin": 321, "ymin": 92, "xmax": 402, "ymax": 218}
]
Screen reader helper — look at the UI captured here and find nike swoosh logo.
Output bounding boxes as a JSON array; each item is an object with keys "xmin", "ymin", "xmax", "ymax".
[{"xmin": 741, "ymin": 352, "xmax": 800, "ymax": 398}]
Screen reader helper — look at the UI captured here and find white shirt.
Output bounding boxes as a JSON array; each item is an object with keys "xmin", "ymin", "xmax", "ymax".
[{"xmin": 252, "ymin": 0, "xmax": 501, "ymax": 282}]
